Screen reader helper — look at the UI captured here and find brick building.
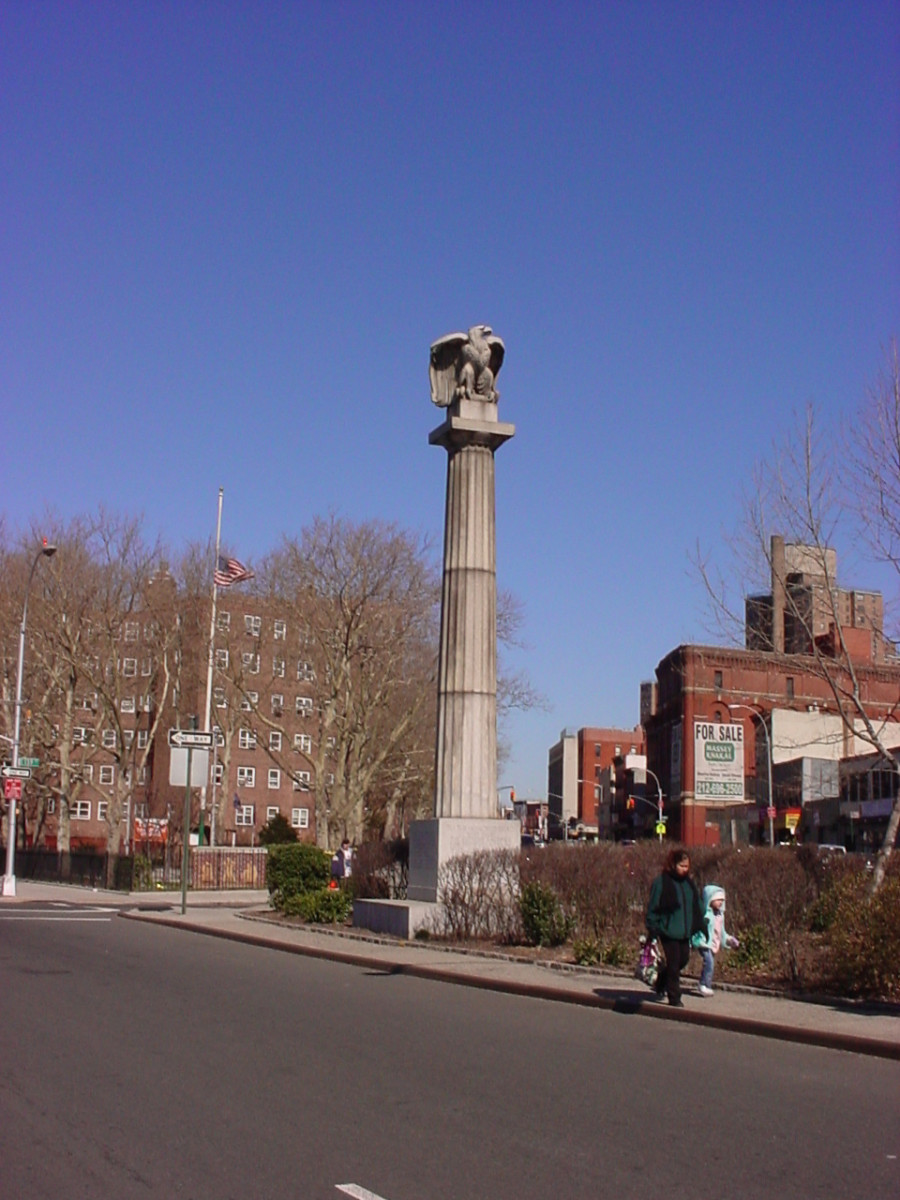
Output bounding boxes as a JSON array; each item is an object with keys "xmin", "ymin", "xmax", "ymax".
[
  {"xmin": 546, "ymin": 725, "xmax": 645, "ymax": 839},
  {"xmin": 643, "ymin": 540, "xmax": 900, "ymax": 847}
]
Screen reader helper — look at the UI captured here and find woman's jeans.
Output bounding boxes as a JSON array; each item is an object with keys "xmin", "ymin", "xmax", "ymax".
[{"xmin": 699, "ymin": 947, "xmax": 715, "ymax": 989}]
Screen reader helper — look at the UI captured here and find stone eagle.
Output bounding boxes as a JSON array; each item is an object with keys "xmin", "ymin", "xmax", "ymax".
[{"xmin": 429, "ymin": 325, "xmax": 506, "ymax": 407}]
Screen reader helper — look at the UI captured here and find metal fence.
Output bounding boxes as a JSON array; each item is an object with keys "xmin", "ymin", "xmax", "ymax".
[{"xmin": 7, "ymin": 846, "xmax": 268, "ymax": 892}]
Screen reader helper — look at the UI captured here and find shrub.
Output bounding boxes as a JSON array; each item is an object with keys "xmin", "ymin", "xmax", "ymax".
[
  {"xmin": 351, "ymin": 838, "xmax": 409, "ymax": 900},
  {"xmin": 266, "ymin": 842, "xmax": 331, "ymax": 908},
  {"xmin": 436, "ymin": 850, "xmax": 521, "ymax": 942},
  {"xmin": 731, "ymin": 923, "xmax": 773, "ymax": 970},
  {"xmin": 258, "ymin": 813, "xmax": 299, "ymax": 846},
  {"xmin": 520, "ymin": 881, "xmax": 572, "ymax": 947},
  {"xmin": 572, "ymin": 937, "xmax": 600, "ymax": 966},
  {"xmin": 282, "ymin": 886, "xmax": 353, "ymax": 924},
  {"xmin": 601, "ymin": 938, "xmax": 631, "ymax": 968},
  {"xmin": 827, "ymin": 875, "xmax": 900, "ymax": 999}
]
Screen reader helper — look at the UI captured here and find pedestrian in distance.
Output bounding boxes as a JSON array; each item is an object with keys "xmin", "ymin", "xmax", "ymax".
[
  {"xmin": 692, "ymin": 883, "xmax": 740, "ymax": 996},
  {"xmin": 330, "ymin": 838, "xmax": 353, "ymax": 888},
  {"xmin": 645, "ymin": 847, "xmax": 705, "ymax": 1007}
]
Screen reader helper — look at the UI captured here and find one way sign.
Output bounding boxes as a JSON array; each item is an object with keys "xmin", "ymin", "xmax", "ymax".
[{"xmin": 167, "ymin": 729, "xmax": 214, "ymax": 750}]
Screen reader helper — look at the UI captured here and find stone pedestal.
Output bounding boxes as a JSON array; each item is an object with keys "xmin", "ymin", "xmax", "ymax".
[{"xmin": 407, "ymin": 816, "xmax": 521, "ymax": 902}]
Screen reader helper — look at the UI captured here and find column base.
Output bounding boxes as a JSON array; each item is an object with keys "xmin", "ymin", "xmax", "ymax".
[{"xmin": 407, "ymin": 817, "xmax": 521, "ymax": 902}]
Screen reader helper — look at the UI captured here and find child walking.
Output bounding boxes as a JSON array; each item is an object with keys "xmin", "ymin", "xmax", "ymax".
[{"xmin": 693, "ymin": 884, "xmax": 739, "ymax": 996}]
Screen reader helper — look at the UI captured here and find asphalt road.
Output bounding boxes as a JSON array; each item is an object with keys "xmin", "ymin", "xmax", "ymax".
[{"xmin": 1, "ymin": 903, "xmax": 897, "ymax": 1200}]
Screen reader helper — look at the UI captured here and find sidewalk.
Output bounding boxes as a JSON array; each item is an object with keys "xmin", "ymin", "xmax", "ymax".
[{"xmin": 9, "ymin": 881, "xmax": 900, "ymax": 1059}]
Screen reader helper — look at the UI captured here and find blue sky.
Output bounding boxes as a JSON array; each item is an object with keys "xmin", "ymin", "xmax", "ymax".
[{"xmin": 3, "ymin": 2, "xmax": 898, "ymax": 798}]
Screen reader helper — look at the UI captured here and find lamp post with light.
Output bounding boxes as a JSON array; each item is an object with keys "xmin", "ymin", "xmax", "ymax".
[
  {"xmin": 726, "ymin": 702, "xmax": 775, "ymax": 848},
  {"xmin": 2, "ymin": 540, "xmax": 57, "ymax": 897}
]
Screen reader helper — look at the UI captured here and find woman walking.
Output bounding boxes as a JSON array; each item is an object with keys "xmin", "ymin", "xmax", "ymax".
[{"xmin": 646, "ymin": 848, "xmax": 704, "ymax": 1007}]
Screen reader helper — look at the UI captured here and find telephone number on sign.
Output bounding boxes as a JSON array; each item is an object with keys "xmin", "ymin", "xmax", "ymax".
[{"xmin": 695, "ymin": 781, "xmax": 744, "ymax": 797}]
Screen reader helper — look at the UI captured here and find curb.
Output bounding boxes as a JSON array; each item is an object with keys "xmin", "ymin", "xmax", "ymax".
[{"xmin": 119, "ymin": 910, "xmax": 900, "ymax": 1061}]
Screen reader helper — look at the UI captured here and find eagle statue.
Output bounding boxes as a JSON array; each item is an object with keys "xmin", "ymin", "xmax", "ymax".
[{"xmin": 429, "ymin": 325, "xmax": 506, "ymax": 407}]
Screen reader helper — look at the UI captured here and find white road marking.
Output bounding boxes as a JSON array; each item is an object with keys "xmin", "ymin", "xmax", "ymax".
[
  {"xmin": 0, "ymin": 914, "xmax": 112, "ymax": 921},
  {"xmin": 336, "ymin": 1185, "xmax": 392, "ymax": 1200}
]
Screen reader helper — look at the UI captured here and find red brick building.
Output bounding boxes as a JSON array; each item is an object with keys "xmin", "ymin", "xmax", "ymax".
[{"xmin": 547, "ymin": 725, "xmax": 645, "ymax": 838}]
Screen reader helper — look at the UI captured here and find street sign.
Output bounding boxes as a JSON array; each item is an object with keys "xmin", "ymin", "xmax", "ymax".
[
  {"xmin": 168, "ymin": 729, "xmax": 214, "ymax": 750},
  {"xmin": 3, "ymin": 778, "xmax": 23, "ymax": 801},
  {"xmin": 1, "ymin": 766, "xmax": 32, "ymax": 780},
  {"xmin": 655, "ymin": 821, "xmax": 667, "ymax": 837},
  {"xmin": 18, "ymin": 757, "xmax": 40, "ymax": 768}
]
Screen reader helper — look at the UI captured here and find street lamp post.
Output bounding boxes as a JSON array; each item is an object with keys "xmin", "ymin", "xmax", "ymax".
[
  {"xmin": 727, "ymin": 703, "xmax": 775, "ymax": 848},
  {"xmin": 3, "ymin": 541, "xmax": 57, "ymax": 897}
]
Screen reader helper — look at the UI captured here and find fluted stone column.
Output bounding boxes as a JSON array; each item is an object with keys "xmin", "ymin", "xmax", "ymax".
[
  {"xmin": 406, "ymin": 396, "xmax": 519, "ymax": 902},
  {"xmin": 432, "ymin": 406, "xmax": 511, "ymax": 816}
]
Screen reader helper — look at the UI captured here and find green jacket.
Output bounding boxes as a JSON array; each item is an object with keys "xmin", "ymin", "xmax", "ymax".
[{"xmin": 646, "ymin": 871, "xmax": 704, "ymax": 942}]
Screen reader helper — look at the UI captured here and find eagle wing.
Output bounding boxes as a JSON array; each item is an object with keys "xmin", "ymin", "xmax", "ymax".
[
  {"xmin": 429, "ymin": 331, "xmax": 468, "ymax": 407},
  {"xmin": 486, "ymin": 335, "xmax": 505, "ymax": 387}
]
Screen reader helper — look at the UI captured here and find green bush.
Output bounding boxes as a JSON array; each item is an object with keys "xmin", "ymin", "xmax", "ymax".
[
  {"xmin": 731, "ymin": 923, "xmax": 773, "ymax": 970},
  {"xmin": 572, "ymin": 937, "xmax": 600, "ymax": 966},
  {"xmin": 282, "ymin": 886, "xmax": 352, "ymax": 924},
  {"xmin": 827, "ymin": 876, "xmax": 900, "ymax": 999},
  {"xmin": 266, "ymin": 842, "xmax": 331, "ymax": 908},
  {"xmin": 601, "ymin": 938, "xmax": 631, "ymax": 968},
  {"xmin": 520, "ymin": 881, "xmax": 572, "ymax": 947},
  {"xmin": 259, "ymin": 813, "xmax": 299, "ymax": 846},
  {"xmin": 132, "ymin": 855, "xmax": 153, "ymax": 891}
]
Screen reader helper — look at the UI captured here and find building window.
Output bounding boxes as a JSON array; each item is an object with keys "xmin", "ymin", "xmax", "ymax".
[
  {"xmin": 80, "ymin": 765, "xmax": 94, "ymax": 784},
  {"xmin": 274, "ymin": 620, "xmax": 287, "ymax": 641},
  {"xmin": 244, "ymin": 614, "xmax": 262, "ymax": 636},
  {"xmin": 122, "ymin": 658, "xmax": 137, "ymax": 677},
  {"xmin": 238, "ymin": 728, "xmax": 257, "ymax": 750},
  {"xmin": 268, "ymin": 769, "xmax": 281, "ymax": 789},
  {"xmin": 141, "ymin": 658, "xmax": 152, "ymax": 677},
  {"xmin": 293, "ymin": 771, "xmax": 311, "ymax": 792},
  {"xmin": 124, "ymin": 621, "xmax": 140, "ymax": 642},
  {"xmin": 269, "ymin": 731, "xmax": 282, "ymax": 752},
  {"xmin": 235, "ymin": 803, "xmax": 255, "ymax": 826},
  {"xmin": 295, "ymin": 696, "xmax": 313, "ymax": 717},
  {"xmin": 73, "ymin": 726, "xmax": 91, "ymax": 745},
  {"xmin": 214, "ymin": 687, "xmax": 227, "ymax": 709},
  {"xmin": 137, "ymin": 730, "xmax": 149, "ymax": 749},
  {"xmin": 99, "ymin": 765, "xmax": 116, "ymax": 786},
  {"xmin": 273, "ymin": 657, "xmax": 285, "ymax": 678},
  {"xmin": 215, "ymin": 648, "xmax": 229, "ymax": 670},
  {"xmin": 70, "ymin": 799, "xmax": 91, "ymax": 820},
  {"xmin": 325, "ymin": 773, "xmax": 334, "ymax": 787},
  {"xmin": 291, "ymin": 807, "xmax": 310, "ymax": 829},
  {"xmin": 237, "ymin": 766, "xmax": 256, "ymax": 788},
  {"xmin": 102, "ymin": 730, "xmax": 117, "ymax": 749},
  {"xmin": 325, "ymin": 735, "xmax": 336, "ymax": 751},
  {"xmin": 614, "ymin": 745, "xmax": 621, "ymax": 756},
  {"xmin": 138, "ymin": 766, "xmax": 147, "ymax": 784},
  {"xmin": 121, "ymin": 697, "xmax": 136, "ymax": 714},
  {"xmin": 786, "ymin": 677, "xmax": 795, "ymax": 699},
  {"xmin": 297, "ymin": 660, "xmax": 315, "ymax": 682},
  {"xmin": 294, "ymin": 733, "xmax": 312, "ymax": 754},
  {"xmin": 242, "ymin": 652, "xmax": 260, "ymax": 675},
  {"xmin": 714, "ymin": 670, "xmax": 723, "ymax": 690},
  {"xmin": 266, "ymin": 805, "xmax": 280, "ymax": 822},
  {"xmin": 271, "ymin": 693, "xmax": 284, "ymax": 715},
  {"xmin": 241, "ymin": 691, "xmax": 259, "ymax": 712},
  {"xmin": 213, "ymin": 764, "xmax": 224, "ymax": 786},
  {"xmin": 217, "ymin": 611, "xmax": 231, "ymax": 631},
  {"xmin": 98, "ymin": 800, "xmax": 109, "ymax": 822}
]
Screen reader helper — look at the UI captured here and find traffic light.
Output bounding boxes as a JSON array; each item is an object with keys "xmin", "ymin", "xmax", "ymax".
[
  {"xmin": 626, "ymin": 797, "xmax": 635, "ymax": 810},
  {"xmin": 510, "ymin": 788, "xmax": 515, "ymax": 803}
]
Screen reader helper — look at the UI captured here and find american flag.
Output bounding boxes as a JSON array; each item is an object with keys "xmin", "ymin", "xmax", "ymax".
[{"xmin": 214, "ymin": 556, "xmax": 254, "ymax": 588}]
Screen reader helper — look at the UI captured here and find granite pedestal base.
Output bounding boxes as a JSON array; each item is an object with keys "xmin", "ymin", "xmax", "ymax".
[{"xmin": 407, "ymin": 817, "xmax": 521, "ymax": 903}]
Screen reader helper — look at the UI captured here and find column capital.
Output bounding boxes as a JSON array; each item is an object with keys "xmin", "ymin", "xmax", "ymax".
[{"xmin": 429, "ymin": 414, "xmax": 516, "ymax": 453}]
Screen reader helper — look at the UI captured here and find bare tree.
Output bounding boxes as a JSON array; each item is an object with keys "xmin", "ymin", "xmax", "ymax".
[
  {"xmin": 698, "ymin": 389, "xmax": 900, "ymax": 891},
  {"xmin": 260, "ymin": 516, "xmax": 440, "ymax": 847}
]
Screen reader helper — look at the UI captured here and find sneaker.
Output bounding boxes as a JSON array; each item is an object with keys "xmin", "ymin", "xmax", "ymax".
[{"xmin": 697, "ymin": 985, "xmax": 714, "ymax": 997}]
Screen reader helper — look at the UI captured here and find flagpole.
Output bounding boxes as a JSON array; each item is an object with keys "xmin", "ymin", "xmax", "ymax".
[{"xmin": 201, "ymin": 488, "xmax": 224, "ymax": 847}]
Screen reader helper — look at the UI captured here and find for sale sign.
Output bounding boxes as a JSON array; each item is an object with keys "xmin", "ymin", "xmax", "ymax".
[{"xmin": 694, "ymin": 722, "xmax": 744, "ymax": 802}]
